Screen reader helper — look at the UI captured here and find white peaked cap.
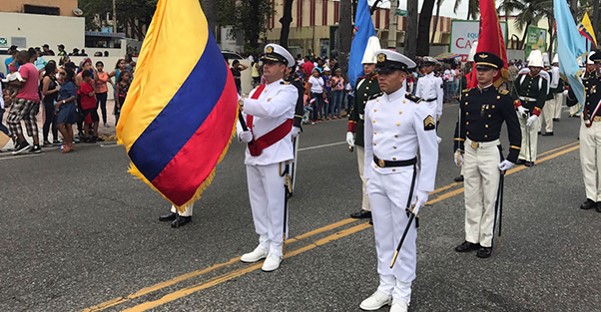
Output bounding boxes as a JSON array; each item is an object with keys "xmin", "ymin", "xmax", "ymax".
[
  {"xmin": 467, "ymin": 41, "xmax": 478, "ymax": 62},
  {"xmin": 528, "ymin": 50, "xmax": 544, "ymax": 67},
  {"xmin": 552, "ymin": 54, "xmax": 559, "ymax": 64},
  {"xmin": 588, "ymin": 51, "xmax": 596, "ymax": 65},
  {"xmin": 362, "ymin": 36, "xmax": 382, "ymax": 64}
]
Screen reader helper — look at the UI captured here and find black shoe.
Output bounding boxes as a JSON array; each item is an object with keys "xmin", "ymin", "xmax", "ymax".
[
  {"xmin": 29, "ymin": 145, "xmax": 42, "ymax": 154},
  {"xmin": 454, "ymin": 175, "xmax": 464, "ymax": 182},
  {"xmin": 596, "ymin": 203, "xmax": 601, "ymax": 213},
  {"xmin": 524, "ymin": 161, "xmax": 534, "ymax": 167},
  {"xmin": 542, "ymin": 132, "xmax": 554, "ymax": 136},
  {"xmin": 538, "ymin": 131, "xmax": 541, "ymax": 135},
  {"xmin": 553, "ymin": 118, "xmax": 560, "ymax": 122},
  {"xmin": 159, "ymin": 212, "xmax": 177, "ymax": 221},
  {"xmin": 580, "ymin": 199, "xmax": 596, "ymax": 210},
  {"xmin": 12, "ymin": 141, "xmax": 31, "ymax": 155},
  {"xmin": 350, "ymin": 210, "xmax": 372, "ymax": 219},
  {"xmin": 516, "ymin": 159, "xmax": 525, "ymax": 165},
  {"xmin": 171, "ymin": 216, "xmax": 192, "ymax": 228},
  {"xmin": 455, "ymin": 241, "xmax": 480, "ymax": 252},
  {"xmin": 476, "ymin": 247, "xmax": 493, "ymax": 258}
]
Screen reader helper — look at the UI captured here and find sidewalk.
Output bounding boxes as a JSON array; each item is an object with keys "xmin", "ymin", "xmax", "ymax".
[{"xmin": 1, "ymin": 100, "xmax": 118, "ymax": 152}]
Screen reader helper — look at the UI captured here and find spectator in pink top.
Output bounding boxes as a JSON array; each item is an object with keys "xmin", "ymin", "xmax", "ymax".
[{"xmin": 7, "ymin": 51, "xmax": 42, "ymax": 154}]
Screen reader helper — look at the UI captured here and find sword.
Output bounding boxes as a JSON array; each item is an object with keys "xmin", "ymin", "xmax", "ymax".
[
  {"xmin": 280, "ymin": 162, "xmax": 292, "ymax": 255},
  {"xmin": 390, "ymin": 163, "xmax": 418, "ymax": 269},
  {"xmin": 290, "ymin": 135, "xmax": 300, "ymax": 195},
  {"xmin": 492, "ymin": 148, "xmax": 505, "ymax": 250}
]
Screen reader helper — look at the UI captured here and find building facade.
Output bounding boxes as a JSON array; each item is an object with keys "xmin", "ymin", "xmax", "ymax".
[
  {"xmin": 264, "ymin": 0, "xmax": 452, "ymax": 58},
  {"xmin": 0, "ymin": 0, "xmax": 80, "ymax": 17}
]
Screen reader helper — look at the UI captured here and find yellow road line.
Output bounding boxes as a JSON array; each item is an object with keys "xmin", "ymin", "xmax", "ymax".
[
  {"xmin": 122, "ymin": 223, "xmax": 372, "ymax": 312},
  {"xmin": 83, "ymin": 141, "xmax": 580, "ymax": 311}
]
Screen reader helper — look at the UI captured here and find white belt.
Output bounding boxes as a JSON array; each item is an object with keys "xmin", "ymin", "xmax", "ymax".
[
  {"xmin": 519, "ymin": 96, "xmax": 537, "ymax": 102},
  {"xmin": 466, "ymin": 138, "xmax": 500, "ymax": 149}
]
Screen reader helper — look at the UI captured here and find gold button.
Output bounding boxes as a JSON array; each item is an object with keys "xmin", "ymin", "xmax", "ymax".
[
  {"xmin": 488, "ymin": 114, "xmax": 492, "ymax": 118},
  {"xmin": 485, "ymin": 124, "xmax": 489, "ymax": 128},
  {"xmin": 372, "ymin": 120, "xmax": 376, "ymax": 124},
  {"xmin": 374, "ymin": 131, "xmax": 377, "ymax": 135},
  {"xmin": 466, "ymin": 112, "xmax": 469, "ymax": 115},
  {"xmin": 396, "ymin": 122, "xmax": 400, "ymax": 126},
  {"xmin": 373, "ymin": 142, "xmax": 377, "ymax": 146},
  {"xmin": 497, "ymin": 96, "xmax": 500, "ymax": 99},
  {"xmin": 366, "ymin": 87, "xmax": 370, "ymax": 90},
  {"xmin": 492, "ymin": 105, "xmax": 495, "ymax": 109},
  {"xmin": 467, "ymin": 131, "xmax": 470, "ymax": 135},
  {"xmin": 466, "ymin": 121, "xmax": 470, "ymax": 125},
  {"xmin": 403, "ymin": 100, "xmax": 407, "ymax": 104},
  {"xmin": 484, "ymin": 134, "xmax": 488, "ymax": 138}
]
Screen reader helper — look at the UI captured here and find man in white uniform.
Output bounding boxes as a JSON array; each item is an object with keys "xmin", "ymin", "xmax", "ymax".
[
  {"xmin": 237, "ymin": 44, "xmax": 298, "ymax": 272},
  {"xmin": 415, "ymin": 56, "xmax": 444, "ymax": 122},
  {"xmin": 359, "ymin": 50, "xmax": 438, "ymax": 312}
]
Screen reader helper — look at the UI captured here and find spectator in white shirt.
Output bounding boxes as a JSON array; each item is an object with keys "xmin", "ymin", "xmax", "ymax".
[{"xmin": 308, "ymin": 68, "xmax": 325, "ymax": 122}]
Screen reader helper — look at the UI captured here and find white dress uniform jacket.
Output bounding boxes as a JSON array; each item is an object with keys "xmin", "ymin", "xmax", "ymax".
[
  {"xmin": 363, "ymin": 86, "xmax": 438, "ymax": 303},
  {"xmin": 415, "ymin": 72, "xmax": 444, "ymax": 119},
  {"xmin": 240, "ymin": 79, "xmax": 298, "ymax": 165}
]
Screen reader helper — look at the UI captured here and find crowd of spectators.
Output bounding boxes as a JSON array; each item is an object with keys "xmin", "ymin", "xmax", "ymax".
[{"xmin": 1, "ymin": 45, "xmax": 135, "ymax": 154}]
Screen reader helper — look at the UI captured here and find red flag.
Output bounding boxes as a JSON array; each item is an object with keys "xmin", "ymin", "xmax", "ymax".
[{"xmin": 476, "ymin": 0, "xmax": 509, "ymax": 87}]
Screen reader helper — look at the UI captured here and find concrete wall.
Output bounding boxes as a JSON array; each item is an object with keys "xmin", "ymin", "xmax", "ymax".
[
  {"xmin": 0, "ymin": 0, "xmax": 79, "ymax": 17},
  {"xmin": 0, "ymin": 12, "xmax": 85, "ymax": 51}
]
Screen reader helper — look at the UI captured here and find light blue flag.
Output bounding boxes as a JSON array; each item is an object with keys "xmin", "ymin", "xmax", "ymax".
[
  {"xmin": 553, "ymin": 0, "xmax": 586, "ymax": 106},
  {"xmin": 348, "ymin": 0, "xmax": 376, "ymax": 87}
]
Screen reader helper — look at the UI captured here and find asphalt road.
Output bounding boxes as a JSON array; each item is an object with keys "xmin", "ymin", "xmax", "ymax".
[{"xmin": 0, "ymin": 102, "xmax": 599, "ymax": 312}]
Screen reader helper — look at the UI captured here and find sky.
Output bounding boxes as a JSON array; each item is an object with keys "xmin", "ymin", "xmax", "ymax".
[{"xmin": 368, "ymin": 0, "xmax": 469, "ymax": 19}]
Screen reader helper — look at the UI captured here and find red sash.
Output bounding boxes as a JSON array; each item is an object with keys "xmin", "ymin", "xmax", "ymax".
[{"xmin": 245, "ymin": 84, "xmax": 293, "ymax": 156}]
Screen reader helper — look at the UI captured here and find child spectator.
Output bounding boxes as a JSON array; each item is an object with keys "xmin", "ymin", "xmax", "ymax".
[
  {"xmin": 78, "ymin": 70, "xmax": 99, "ymax": 142},
  {"xmin": 115, "ymin": 71, "xmax": 132, "ymax": 126},
  {"xmin": 322, "ymin": 67, "xmax": 332, "ymax": 119},
  {"xmin": 2, "ymin": 64, "xmax": 23, "ymax": 104}
]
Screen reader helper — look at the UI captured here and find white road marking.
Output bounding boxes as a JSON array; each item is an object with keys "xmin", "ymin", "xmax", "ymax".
[{"xmin": 298, "ymin": 141, "xmax": 347, "ymax": 152}]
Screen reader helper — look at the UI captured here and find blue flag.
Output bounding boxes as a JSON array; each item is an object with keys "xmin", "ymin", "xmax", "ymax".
[
  {"xmin": 554, "ymin": 0, "xmax": 586, "ymax": 107},
  {"xmin": 348, "ymin": 0, "xmax": 375, "ymax": 87}
]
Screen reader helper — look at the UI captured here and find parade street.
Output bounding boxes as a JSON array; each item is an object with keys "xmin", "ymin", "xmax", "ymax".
[{"xmin": 0, "ymin": 103, "xmax": 599, "ymax": 312}]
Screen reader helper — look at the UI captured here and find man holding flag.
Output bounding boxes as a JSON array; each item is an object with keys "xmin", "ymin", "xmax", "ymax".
[{"xmin": 237, "ymin": 43, "xmax": 298, "ymax": 272}]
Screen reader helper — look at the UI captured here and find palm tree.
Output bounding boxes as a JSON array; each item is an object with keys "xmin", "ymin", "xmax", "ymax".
[
  {"xmin": 497, "ymin": 0, "xmax": 551, "ymax": 50},
  {"xmin": 453, "ymin": 0, "xmax": 480, "ymax": 20},
  {"xmin": 405, "ymin": 0, "xmax": 418, "ymax": 59},
  {"xmin": 431, "ymin": 0, "xmax": 444, "ymax": 44},
  {"xmin": 279, "ymin": 0, "xmax": 294, "ymax": 48}
]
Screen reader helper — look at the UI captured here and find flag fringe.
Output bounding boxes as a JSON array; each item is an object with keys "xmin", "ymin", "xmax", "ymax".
[{"xmin": 125, "ymin": 108, "xmax": 239, "ymax": 213}]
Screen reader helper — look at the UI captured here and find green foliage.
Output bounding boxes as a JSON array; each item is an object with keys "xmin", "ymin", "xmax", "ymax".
[
  {"xmin": 217, "ymin": 0, "xmax": 274, "ymax": 51},
  {"xmin": 79, "ymin": 0, "xmax": 158, "ymax": 36}
]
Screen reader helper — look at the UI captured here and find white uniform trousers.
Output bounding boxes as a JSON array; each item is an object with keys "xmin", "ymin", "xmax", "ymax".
[
  {"xmin": 579, "ymin": 121, "xmax": 601, "ymax": 202},
  {"xmin": 246, "ymin": 163, "xmax": 287, "ymax": 257},
  {"xmin": 517, "ymin": 112, "xmax": 539, "ymax": 162},
  {"xmin": 367, "ymin": 167, "xmax": 416, "ymax": 303},
  {"xmin": 570, "ymin": 103, "xmax": 582, "ymax": 117},
  {"xmin": 170, "ymin": 204, "xmax": 193, "ymax": 217},
  {"xmin": 554, "ymin": 93, "xmax": 563, "ymax": 119},
  {"xmin": 542, "ymin": 98, "xmax": 556, "ymax": 133},
  {"xmin": 463, "ymin": 139, "xmax": 501, "ymax": 248},
  {"xmin": 356, "ymin": 146, "xmax": 371, "ymax": 211}
]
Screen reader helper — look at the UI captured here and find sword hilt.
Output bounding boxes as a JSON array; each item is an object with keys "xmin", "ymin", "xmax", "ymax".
[{"xmin": 390, "ymin": 250, "xmax": 399, "ymax": 269}]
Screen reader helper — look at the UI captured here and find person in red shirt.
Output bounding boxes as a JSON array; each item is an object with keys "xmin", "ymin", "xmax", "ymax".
[
  {"xmin": 301, "ymin": 56, "xmax": 314, "ymax": 81},
  {"xmin": 6, "ymin": 51, "xmax": 42, "ymax": 154},
  {"xmin": 78, "ymin": 70, "xmax": 99, "ymax": 142}
]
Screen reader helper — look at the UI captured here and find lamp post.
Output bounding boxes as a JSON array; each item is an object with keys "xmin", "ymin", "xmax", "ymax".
[{"xmin": 113, "ymin": 0, "xmax": 117, "ymax": 33}]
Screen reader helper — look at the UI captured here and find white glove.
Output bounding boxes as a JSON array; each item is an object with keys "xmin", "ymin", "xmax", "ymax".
[
  {"xmin": 563, "ymin": 90, "xmax": 568, "ymax": 96},
  {"xmin": 291, "ymin": 126, "xmax": 301, "ymax": 139},
  {"xmin": 346, "ymin": 132, "xmax": 355, "ymax": 147},
  {"xmin": 517, "ymin": 105, "xmax": 529, "ymax": 117},
  {"xmin": 498, "ymin": 160, "xmax": 514, "ymax": 171},
  {"xmin": 413, "ymin": 190, "xmax": 429, "ymax": 215},
  {"xmin": 526, "ymin": 114, "xmax": 538, "ymax": 127},
  {"xmin": 239, "ymin": 131, "xmax": 253, "ymax": 143},
  {"xmin": 453, "ymin": 150, "xmax": 463, "ymax": 167}
]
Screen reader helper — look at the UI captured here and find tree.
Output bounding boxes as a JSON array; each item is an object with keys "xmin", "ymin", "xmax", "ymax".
[
  {"xmin": 405, "ymin": 0, "xmax": 418, "ymax": 59},
  {"xmin": 454, "ymin": 0, "xmax": 480, "ymax": 20},
  {"xmin": 431, "ymin": 0, "xmax": 444, "ymax": 44},
  {"xmin": 279, "ymin": 0, "xmax": 294, "ymax": 48},
  {"xmin": 200, "ymin": 0, "xmax": 218, "ymax": 37},
  {"xmin": 217, "ymin": 0, "xmax": 273, "ymax": 53},
  {"xmin": 416, "ymin": 0, "xmax": 437, "ymax": 56},
  {"xmin": 498, "ymin": 0, "xmax": 551, "ymax": 50},
  {"xmin": 79, "ymin": 0, "xmax": 158, "ymax": 39},
  {"xmin": 339, "ymin": 0, "xmax": 353, "ymax": 80}
]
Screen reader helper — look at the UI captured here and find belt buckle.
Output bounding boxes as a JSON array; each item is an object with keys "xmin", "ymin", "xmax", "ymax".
[
  {"xmin": 595, "ymin": 116, "xmax": 601, "ymax": 122},
  {"xmin": 470, "ymin": 141, "xmax": 479, "ymax": 149},
  {"xmin": 378, "ymin": 158, "xmax": 385, "ymax": 168}
]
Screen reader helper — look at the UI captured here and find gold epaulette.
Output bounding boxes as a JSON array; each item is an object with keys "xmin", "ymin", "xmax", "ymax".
[{"xmin": 499, "ymin": 89, "xmax": 510, "ymax": 95}]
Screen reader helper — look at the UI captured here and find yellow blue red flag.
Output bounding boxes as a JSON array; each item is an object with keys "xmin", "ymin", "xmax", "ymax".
[
  {"xmin": 116, "ymin": 0, "xmax": 238, "ymax": 209},
  {"xmin": 578, "ymin": 12, "xmax": 597, "ymax": 47}
]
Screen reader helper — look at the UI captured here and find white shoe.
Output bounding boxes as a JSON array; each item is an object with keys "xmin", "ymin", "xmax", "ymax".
[
  {"xmin": 261, "ymin": 254, "xmax": 282, "ymax": 272},
  {"xmin": 240, "ymin": 246, "xmax": 268, "ymax": 263},
  {"xmin": 360, "ymin": 291, "xmax": 392, "ymax": 311},
  {"xmin": 389, "ymin": 298, "xmax": 409, "ymax": 312}
]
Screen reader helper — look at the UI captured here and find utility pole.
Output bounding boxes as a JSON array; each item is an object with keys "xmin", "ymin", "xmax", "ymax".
[
  {"xmin": 594, "ymin": 0, "xmax": 601, "ymax": 46},
  {"xmin": 387, "ymin": 0, "xmax": 398, "ymax": 49},
  {"xmin": 405, "ymin": 0, "xmax": 418, "ymax": 59},
  {"xmin": 112, "ymin": 0, "xmax": 117, "ymax": 33}
]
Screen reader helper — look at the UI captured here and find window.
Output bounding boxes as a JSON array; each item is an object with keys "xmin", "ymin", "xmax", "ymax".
[{"xmin": 23, "ymin": 5, "xmax": 60, "ymax": 16}]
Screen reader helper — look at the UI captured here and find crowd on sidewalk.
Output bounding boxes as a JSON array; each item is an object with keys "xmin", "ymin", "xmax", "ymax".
[{"xmin": 1, "ymin": 45, "xmax": 135, "ymax": 154}]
